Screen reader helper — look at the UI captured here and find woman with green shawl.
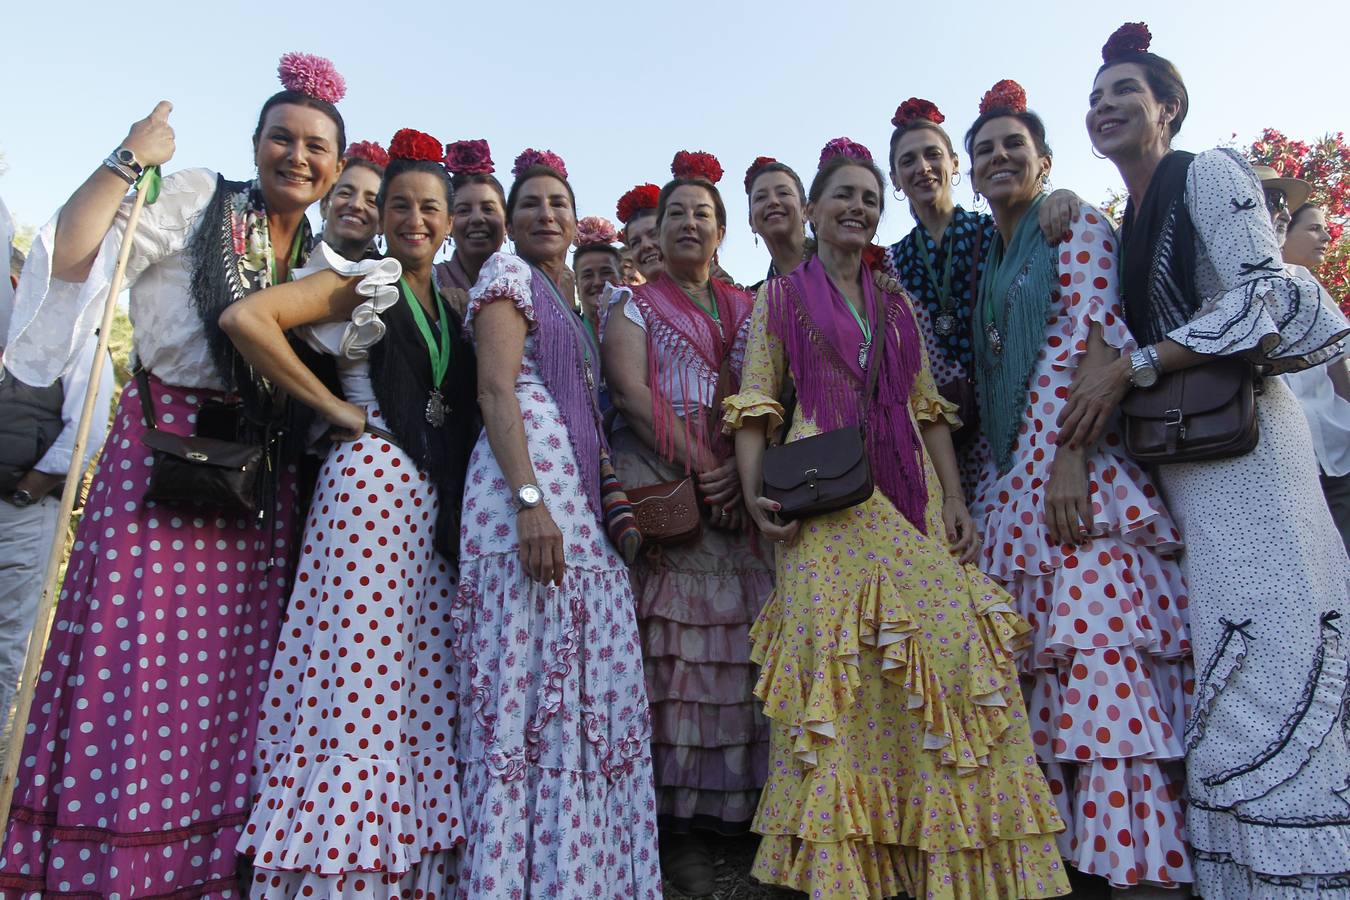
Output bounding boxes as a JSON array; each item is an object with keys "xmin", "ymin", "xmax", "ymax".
[{"xmin": 965, "ymin": 78, "xmax": 1195, "ymax": 897}]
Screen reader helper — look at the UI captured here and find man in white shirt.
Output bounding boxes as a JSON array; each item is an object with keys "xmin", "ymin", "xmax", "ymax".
[{"xmin": 0, "ymin": 193, "xmax": 114, "ymax": 730}]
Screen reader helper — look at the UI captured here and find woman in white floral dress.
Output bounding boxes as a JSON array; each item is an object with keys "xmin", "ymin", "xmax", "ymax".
[{"xmin": 451, "ymin": 150, "xmax": 660, "ymax": 898}]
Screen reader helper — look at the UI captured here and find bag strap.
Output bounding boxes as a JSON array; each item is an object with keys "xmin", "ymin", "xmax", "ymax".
[{"xmin": 135, "ymin": 367, "xmax": 158, "ymax": 429}]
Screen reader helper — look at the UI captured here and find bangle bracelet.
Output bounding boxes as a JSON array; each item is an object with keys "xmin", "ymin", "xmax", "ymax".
[{"xmin": 102, "ymin": 155, "xmax": 136, "ymax": 186}]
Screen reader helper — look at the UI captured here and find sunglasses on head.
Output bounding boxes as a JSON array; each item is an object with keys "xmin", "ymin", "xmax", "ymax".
[{"xmin": 1264, "ymin": 188, "xmax": 1289, "ymax": 215}]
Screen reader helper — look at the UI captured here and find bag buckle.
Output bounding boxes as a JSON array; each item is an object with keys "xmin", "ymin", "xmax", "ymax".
[
  {"xmin": 804, "ymin": 467, "xmax": 819, "ymax": 498},
  {"xmin": 186, "ymin": 451, "xmax": 209, "ymax": 463}
]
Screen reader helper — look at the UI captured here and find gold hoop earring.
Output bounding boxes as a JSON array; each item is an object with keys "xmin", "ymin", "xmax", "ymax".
[{"xmin": 952, "ymin": 171, "xmax": 961, "ymax": 186}]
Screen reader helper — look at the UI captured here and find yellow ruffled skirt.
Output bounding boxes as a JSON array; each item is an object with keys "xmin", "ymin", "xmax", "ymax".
[{"xmin": 748, "ymin": 487, "xmax": 1071, "ymax": 899}]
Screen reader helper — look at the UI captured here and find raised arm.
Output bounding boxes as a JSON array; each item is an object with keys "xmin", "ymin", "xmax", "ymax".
[{"xmin": 51, "ymin": 102, "xmax": 177, "ymax": 283}]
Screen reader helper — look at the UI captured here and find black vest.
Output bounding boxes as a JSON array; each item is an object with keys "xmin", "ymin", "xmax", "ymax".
[{"xmin": 0, "ymin": 367, "xmax": 64, "ymax": 491}]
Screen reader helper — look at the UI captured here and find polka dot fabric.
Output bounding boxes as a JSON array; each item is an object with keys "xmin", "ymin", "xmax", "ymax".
[
  {"xmin": 972, "ymin": 205, "xmax": 1194, "ymax": 888},
  {"xmin": 239, "ymin": 410, "xmax": 464, "ymax": 899},
  {"xmin": 0, "ymin": 374, "xmax": 294, "ymax": 898},
  {"xmin": 723, "ymin": 289, "xmax": 1070, "ymax": 900},
  {"xmin": 450, "ymin": 285, "xmax": 661, "ymax": 898}
]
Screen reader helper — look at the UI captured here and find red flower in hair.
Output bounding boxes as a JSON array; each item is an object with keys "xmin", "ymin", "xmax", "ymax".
[
  {"xmin": 979, "ymin": 79, "xmax": 1028, "ymax": 116},
  {"xmin": 862, "ymin": 244, "xmax": 887, "ymax": 269},
  {"xmin": 277, "ymin": 52, "xmax": 347, "ymax": 104},
  {"xmin": 671, "ymin": 150, "xmax": 724, "ymax": 184},
  {"xmin": 344, "ymin": 141, "xmax": 389, "ymax": 168},
  {"xmin": 445, "ymin": 139, "xmax": 494, "ymax": 176},
  {"xmin": 513, "ymin": 148, "xmax": 568, "ymax": 179},
  {"xmin": 1102, "ymin": 22, "xmax": 1152, "ymax": 62},
  {"xmin": 891, "ymin": 98, "xmax": 945, "ymax": 128},
  {"xmin": 616, "ymin": 184, "xmax": 661, "ymax": 224},
  {"xmin": 744, "ymin": 156, "xmax": 779, "ymax": 192},
  {"xmin": 388, "ymin": 129, "xmax": 446, "ymax": 163},
  {"xmin": 819, "ymin": 137, "xmax": 873, "ymax": 167}
]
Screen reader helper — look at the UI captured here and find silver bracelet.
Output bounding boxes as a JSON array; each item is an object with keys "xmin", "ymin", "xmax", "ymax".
[
  {"xmin": 1145, "ymin": 345, "xmax": 1162, "ymax": 371},
  {"xmin": 102, "ymin": 155, "xmax": 136, "ymax": 186}
]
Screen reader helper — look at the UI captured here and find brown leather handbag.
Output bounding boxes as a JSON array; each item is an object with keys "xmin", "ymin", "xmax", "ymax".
[
  {"xmin": 1120, "ymin": 357, "xmax": 1260, "ymax": 464},
  {"xmin": 627, "ymin": 476, "xmax": 702, "ymax": 545},
  {"xmin": 761, "ymin": 291, "xmax": 883, "ymax": 520}
]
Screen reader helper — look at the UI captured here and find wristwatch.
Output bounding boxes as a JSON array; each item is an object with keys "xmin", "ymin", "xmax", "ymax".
[
  {"xmin": 1128, "ymin": 347, "xmax": 1160, "ymax": 388},
  {"xmin": 113, "ymin": 146, "xmax": 144, "ymax": 178},
  {"xmin": 513, "ymin": 483, "xmax": 543, "ymax": 510},
  {"xmin": 10, "ymin": 489, "xmax": 35, "ymax": 508}
]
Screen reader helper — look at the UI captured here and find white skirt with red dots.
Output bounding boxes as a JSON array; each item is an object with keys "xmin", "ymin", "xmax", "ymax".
[{"xmin": 239, "ymin": 410, "xmax": 464, "ymax": 899}]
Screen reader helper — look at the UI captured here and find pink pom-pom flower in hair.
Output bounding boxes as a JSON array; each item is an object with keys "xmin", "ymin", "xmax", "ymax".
[
  {"xmin": 1102, "ymin": 22, "xmax": 1152, "ymax": 62},
  {"xmin": 345, "ymin": 141, "xmax": 389, "ymax": 168},
  {"xmin": 818, "ymin": 137, "xmax": 873, "ymax": 168},
  {"xmin": 445, "ymin": 139, "xmax": 494, "ymax": 176},
  {"xmin": 574, "ymin": 216, "xmax": 620, "ymax": 248},
  {"xmin": 978, "ymin": 79, "xmax": 1028, "ymax": 116},
  {"xmin": 277, "ymin": 52, "xmax": 347, "ymax": 104},
  {"xmin": 513, "ymin": 148, "xmax": 568, "ymax": 180}
]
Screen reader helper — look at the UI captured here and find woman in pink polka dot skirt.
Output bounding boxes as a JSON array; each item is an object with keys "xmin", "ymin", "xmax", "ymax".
[
  {"xmin": 0, "ymin": 58, "xmax": 347, "ymax": 898},
  {"xmin": 450, "ymin": 152, "xmax": 660, "ymax": 898},
  {"xmin": 965, "ymin": 82, "xmax": 1194, "ymax": 894},
  {"xmin": 220, "ymin": 134, "xmax": 479, "ymax": 898}
]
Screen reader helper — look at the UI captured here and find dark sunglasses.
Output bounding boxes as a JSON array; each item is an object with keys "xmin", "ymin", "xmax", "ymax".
[{"xmin": 1264, "ymin": 188, "xmax": 1289, "ymax": 215}]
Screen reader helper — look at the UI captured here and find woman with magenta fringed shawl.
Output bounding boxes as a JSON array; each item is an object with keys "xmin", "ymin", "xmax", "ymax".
[{"xmin": 724, "ymin": 138, "xmax": 1069, "ymax": 900}]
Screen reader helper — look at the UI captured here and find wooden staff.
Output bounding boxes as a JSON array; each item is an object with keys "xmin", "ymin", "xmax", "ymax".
[{"xmin": 0, "ymin": 184, "xmax": 151, "ymax": 827}]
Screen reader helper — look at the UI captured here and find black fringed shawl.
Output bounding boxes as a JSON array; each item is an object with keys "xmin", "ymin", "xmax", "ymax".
[{"xmin": 1120, "ymin": 151, "xmax": 1201, "ymax": 345}]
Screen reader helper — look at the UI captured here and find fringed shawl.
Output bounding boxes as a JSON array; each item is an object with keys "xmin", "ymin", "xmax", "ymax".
[
  {"xmin": 767, "ymin": 256, "xmax": 929, "ymax": 532},
  {"xmin": 530, "ymin": 266, "xmax": 606, "ymax": 522},
  {"xmin": 629, "ymin": 273, "xmax": 752, "ymax": 470},
  {"xmin": 1120, "ymin": 150, "xmax": 1200, "ymax": 346},
  {"xmin": 973, "ymin": 195, "xmax": 1057, "ymax": 474}
]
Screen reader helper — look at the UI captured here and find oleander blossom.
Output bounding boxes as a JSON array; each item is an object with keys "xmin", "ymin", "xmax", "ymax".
[
  {"xmin": 892, "ymin": 98, "xmax": 945, "ymax": 128},
  {"xmin": 671, "ymin": 150, "xmax": 724, "ymax": 184},
  {"xmin": 979, "ymin": 79, "xmax": 1028, "ymax": 116},
  {"xmin": 345, "ymin": 141, "xmax": 389, "ymax": 168},
  {"xmin": 819, "ymin": 137, "xmax": 873, "ymax": 168},
  {"xmin": 513, "ymin": 148, "xmax": 568, "ymax": 179},
  {"xmin": 388, "ymin": 129, "xmax": 446, "ymax": 163},
  {"xmin": 744, "ymin": 156, "xmax": 778, "ymax": 192},
  {"xmin": 277, "ymin": 52, "xmax": 347, "ymax": 104},
  {"xmin": 445, "ymin": 139, "xmax": 494, "ymax": 176},
  {"xmin": 575, "ymin": 216, "xmax": 620, "ymax": 248},
  {"xmin": 616, "ymin": 184, "xmax": 661, "ymax": 224},
  {"xmin": 1102, "ymin": 22, "xmax": 1152, "ymax": 62}
]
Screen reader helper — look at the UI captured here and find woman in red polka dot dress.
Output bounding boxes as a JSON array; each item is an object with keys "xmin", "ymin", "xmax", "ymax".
[
  {"xmin": 219, "ymin": 130, "xmax": 479, "ymax": 898},
  {"xmin": 965, "ymin": 81, "xmax": 1194, "ymax": 895}
]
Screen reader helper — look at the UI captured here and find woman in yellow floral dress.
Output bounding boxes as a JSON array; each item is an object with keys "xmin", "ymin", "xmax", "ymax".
[{"xmin": 723, "ymin": 138, "xmax": 1070, "ymax": 900}]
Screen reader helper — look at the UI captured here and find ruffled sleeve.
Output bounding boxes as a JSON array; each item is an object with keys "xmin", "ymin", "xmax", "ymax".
[
  {"xmin": 1049, "ymin": 202, "xmax": 1135, "ymax": 370},
  {"xmin": 722, "ymin": 283, "xmax": 787, "ymax": 432},
  {"xmin": 4, "ymin": 167, "xmax": 218, "ymax": 386},
  {"xmin": 291, "ymin": 242, "xmax": 402, "ymax": 358},
  {"xmin": 907, "ymin": 299, "xmax": 961, "ymax": 426},
  {"xmin": 600, "ymin": 284, "xmax": 646, "ymax": 338},
  {"xmin": 464, "ymin": 251, "xmax": 536, "ymax": 338},
  {"xmin": 1170, "ymin": 148, "xmax": 1348, "ymax": 372}
]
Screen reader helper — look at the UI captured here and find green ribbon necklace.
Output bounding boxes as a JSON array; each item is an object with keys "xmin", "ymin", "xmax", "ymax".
[
  {"xmin": 919, "ymin": 222, "xmax": 958, "ymax": 335},
  {"xmin": 400, "ymin": 276, "xmax": 453, "ymax": 425},
  {"xmin": 678, "ymin": 282, "xmax": 721, "ymax": 324}
]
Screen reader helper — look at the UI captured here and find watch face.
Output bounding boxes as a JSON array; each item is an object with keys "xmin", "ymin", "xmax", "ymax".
[
  {"xmin": 518, "ymin": 485, "xmax": 543, "ymax": 507},
  {"xmin": 116, "ymin": 148, "xmax": 136, "ymax": 165},
  {"xmin": 1134, "ymin": 366, "xmax": 1159, "ymax": 388}
]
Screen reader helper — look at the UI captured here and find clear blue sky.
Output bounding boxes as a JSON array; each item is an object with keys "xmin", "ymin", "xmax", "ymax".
[{"xmin": 3, "ymin": 0, "xmax": 1342, "ymax": 280}]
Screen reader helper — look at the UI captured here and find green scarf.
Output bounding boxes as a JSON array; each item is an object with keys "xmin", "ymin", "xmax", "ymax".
[{"xmin": 973, "ymin": 193, "xmax": 1057, "ymax": 473}]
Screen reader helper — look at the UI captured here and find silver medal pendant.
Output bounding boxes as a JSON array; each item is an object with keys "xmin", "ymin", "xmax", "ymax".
[
  {"xmin": 424, "ymin": 390, "xmax": 446, "ymax": 426},
  {"xmin": 984, "ymin": 322, "xmax": 1004, "ymax": 356},
  {"xmin": 934, "ymin": 312, "xmax": 957, "ymax": 336},
  {"xmin": 858, "ymin": 342, "xmax": 871, "ymax": 369}
]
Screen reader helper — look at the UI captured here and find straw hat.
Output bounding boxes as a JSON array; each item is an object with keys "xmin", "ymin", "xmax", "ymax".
[{"xmin": 1252, "ymin": 164, "xmax": 1311, "ymax": 211}]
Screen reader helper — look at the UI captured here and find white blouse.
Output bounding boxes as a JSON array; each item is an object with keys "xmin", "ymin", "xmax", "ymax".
[{"xmin": 5, "ymin": 167, "xmax": 229, "ymax": 389}]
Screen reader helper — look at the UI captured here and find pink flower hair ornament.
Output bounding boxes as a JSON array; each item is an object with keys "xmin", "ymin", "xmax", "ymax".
[
  {"xmin": 1102, "ymin": 22, "xmax": 1152, "ymax": 62},
  {"xmin": 277, "ymin": 52, "xmax": 347, "ymax": 104},
  {"xmin": 574, "ymin": 216, "xmax": 620, "ymax": 248},
  {"xmin": 671, "ymin": 150, "xmax": 724, "ymax": 184},
  {"xmin": 892, "ymin": 98, "xmax": 945, "ymax": 129},
  {"xmin": 979, "ymin": 79, "xmax": 1028, "ymax": 116},
  {"xmin": 513, "ymin": 148, "xmax": 568, "ymax": 180},
  {"xmin": 445, "ymin": 139, "xmax": 494, "ymax": 176},
  {"xmin": 344, "ymin": 141, "xmax": 389, "ymax": 168},
  {"xmin": 818, "ymin": 137, "xmax": 874, "ymax": 168}
]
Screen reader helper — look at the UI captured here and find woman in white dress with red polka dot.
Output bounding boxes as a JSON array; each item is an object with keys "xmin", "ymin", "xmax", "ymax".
[
  {"xmin": 219, "ymin": 130, "xmax": 478, "ymax": 899},
  {"xmin": 965, "ymin": 80, "xmax": 1193, "ymax": 895}
]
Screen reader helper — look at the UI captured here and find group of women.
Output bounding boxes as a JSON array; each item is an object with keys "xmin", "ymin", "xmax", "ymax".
[{"xmin": 0, "ymin": 21, "xmax": 1346, "ymax": 900}]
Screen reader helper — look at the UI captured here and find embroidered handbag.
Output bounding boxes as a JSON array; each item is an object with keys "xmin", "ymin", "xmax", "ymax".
[
  {"xmin": 1120, "ymin": 357, "xmax": 1260, "ymax": 464},
  {"xmin": 627, "ymin": 476, "xmax": 702, "ymax": 546},
  {"xmin": 761, "ymin": 291, "xmax": 884, "ymax": 520},
  {"xmin": 137, "ymin": 369, "xmax": 268, "ymax": 514}
]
